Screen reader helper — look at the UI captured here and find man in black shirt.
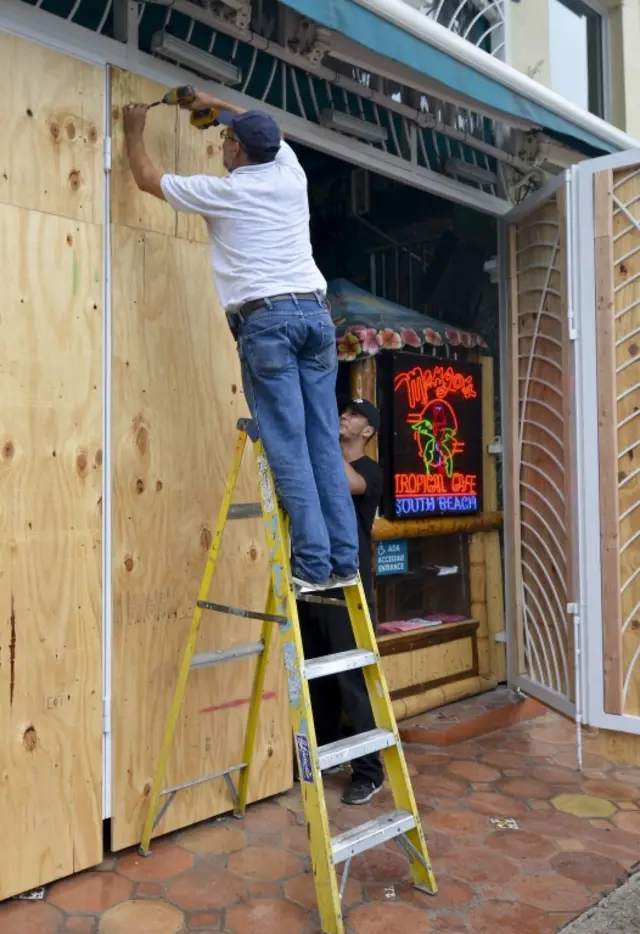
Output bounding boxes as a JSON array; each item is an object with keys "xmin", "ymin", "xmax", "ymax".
[{"xmin": 298, "ymin": 399, "xmax": 384, "ymax": 805}]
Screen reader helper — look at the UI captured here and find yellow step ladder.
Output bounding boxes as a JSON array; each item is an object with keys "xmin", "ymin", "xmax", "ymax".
[{"xmin": 140, "ymin": 417, "xmax": 437, "ymax": 934}]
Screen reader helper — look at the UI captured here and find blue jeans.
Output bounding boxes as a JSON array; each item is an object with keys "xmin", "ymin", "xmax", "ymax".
[{"xmin": 237, "ymin": 296, "xmax": 359, "ymax": 583}]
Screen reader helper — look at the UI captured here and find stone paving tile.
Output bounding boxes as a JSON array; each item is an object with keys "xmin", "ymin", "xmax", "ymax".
[{"xmin": 3, "ymin": 704, "xmax": 640, "ymax": 934}]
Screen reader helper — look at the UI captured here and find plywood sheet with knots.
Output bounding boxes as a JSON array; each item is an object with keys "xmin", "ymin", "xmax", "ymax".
[
  {"xmin": 0, "ymin": 32, "xmax": 102, "ymax": 224},
  {"xmin": 110, "ymin": 68, "xmax": 178, "ymax": 236},
  {"xmin": 110, "ymin": 71, "xmax": 290, "ymax": 850},
  {"xmin": 0, "ymin": 203, "xmax": 103, "ymax": 900}
]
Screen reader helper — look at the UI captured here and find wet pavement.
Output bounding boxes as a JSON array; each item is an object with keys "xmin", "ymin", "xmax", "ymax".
[{"xmin": 2, "ymin": 709, "xmax": 640, "ymax": 933}]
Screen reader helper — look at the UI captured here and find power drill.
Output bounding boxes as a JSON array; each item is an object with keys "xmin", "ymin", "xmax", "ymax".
[{"xmin": 148, "ymin": 85, "xmax": 219, "ymax": 130}]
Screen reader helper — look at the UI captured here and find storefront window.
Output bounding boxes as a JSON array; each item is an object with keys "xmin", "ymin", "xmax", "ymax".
[{"xmin": 375, "ymin": 535, "xmax": 471, "ymax": 623}]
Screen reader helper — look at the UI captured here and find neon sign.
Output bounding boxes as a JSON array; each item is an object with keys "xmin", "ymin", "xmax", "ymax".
[{"xmin": 390, "ymin": 355, "xmax": 483, "ymax": 518}]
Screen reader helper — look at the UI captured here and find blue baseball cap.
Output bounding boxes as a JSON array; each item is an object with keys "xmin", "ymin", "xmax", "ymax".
[{"xmin": 217, "ymin": 110, "xmax": 281, "ymax": 163}]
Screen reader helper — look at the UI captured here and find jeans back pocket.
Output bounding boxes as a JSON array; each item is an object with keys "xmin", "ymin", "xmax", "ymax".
[{"xmin": 240, "ymin": 320, "xmax": 294, "ymax": 377}]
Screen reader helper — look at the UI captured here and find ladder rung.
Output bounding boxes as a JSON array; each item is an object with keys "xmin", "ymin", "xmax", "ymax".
[
  {"xmin": 191, "ymin": 641, "xmax": 264, "ymax": 669},
  {"xmin": 228, "ymin": 503, "xmax": 262, "ymax": 519},
  {"xmin": 161, "ymin": 763, "xmax": 245, "ymax": 797},
  {"xmin": 331, "ymin": 809, "xmax": 416, "ymax": 864},
  {"xmin": 318, "ymin": 728, "xmax": 396, "ymax": 771},
  {"xmin": 304, "ymin": 649, "xmax": 377, "ymax": 680},
  {"xmin": 197, "ymin": 601, "xmax": 288, "ymax": 624}
]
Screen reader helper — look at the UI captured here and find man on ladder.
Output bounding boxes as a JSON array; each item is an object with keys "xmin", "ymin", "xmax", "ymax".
[
  {"xmin": 125, "ymin": 87, "xmax": 437, "ymax": 934},
  {"xmin": 123, "ymin": 90, "xmax": 358, "ymax": 593}
]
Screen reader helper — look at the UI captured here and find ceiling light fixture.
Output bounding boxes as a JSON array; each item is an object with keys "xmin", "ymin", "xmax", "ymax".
[
  {"xmin": 319, "ymin": 108, "xmax": 389, "ymax": 144},
  {"xmin": 151, "ymin": 31, "xmax": 243, "ymax": 86}
]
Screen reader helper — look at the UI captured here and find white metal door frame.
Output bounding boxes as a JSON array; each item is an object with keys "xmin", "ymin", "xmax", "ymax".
[
  {"xmin": 499, "ymin": 172, "xmax": 580, "ymax": 720},
  {"xmin": 501, "ymin": 149, "xmax": 640, "ymax": 737},
  {"xmin": 571, "ymin": 148, "xmax": 640, "ymax": 735}
]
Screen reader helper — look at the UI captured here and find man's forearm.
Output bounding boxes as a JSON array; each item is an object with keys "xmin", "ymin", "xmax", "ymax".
[
  {"xmin": 199, "ymin": 93, "xmax": 246, "ymax": 117},
  {"xmin": 344, "ymin": 457, "xmax": 366, "ymax": 495},
  {"xmin": 125, "ymin": 131, "xmax": 164, "ymax": 199}
]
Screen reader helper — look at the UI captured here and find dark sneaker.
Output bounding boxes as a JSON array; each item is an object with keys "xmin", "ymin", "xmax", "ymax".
[{"xmin": 342, "ymin": 776, "xmax": 383, "ymax": 806}]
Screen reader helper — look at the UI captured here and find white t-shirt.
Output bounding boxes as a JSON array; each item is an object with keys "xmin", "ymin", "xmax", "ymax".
[{"xmin": 160, "ymin": 142, "xmax": 327, "ymax": 310}]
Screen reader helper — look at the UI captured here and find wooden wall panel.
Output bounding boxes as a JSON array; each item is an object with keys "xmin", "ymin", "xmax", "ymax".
[
  {"xmin": 110, "ymin": 69, "xmax": 178, "ymax": 236},
  {"xmin": 595, "ymin": 165, "xmax": 640, "ymax": 717},
  {"xmin": 0, "ymin": 33, "xmax": 102, "ymax": 224},
  {"xmin": 0, "ymin": 204, "xmax": 103, "ymax": 899},
  {"xmin": 507, "ymin": 193, "xmax": 575, "ymax": 705},
  {"xmin": 0, "ymin": 35, "xmax": 103, "ymax": 900},
  {"xmin": 379, "ymin": 623, "xmax": 479, "ymax": 700},
  {"xmin": 110, "ymin": 72, "xmax": 290, "ymax": 850}
]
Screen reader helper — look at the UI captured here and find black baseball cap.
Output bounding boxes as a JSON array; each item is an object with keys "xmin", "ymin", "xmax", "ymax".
[
  {"xmin": 217, "ymin": 110, "xmax": 281, "ymax": 163},
  {"xmin": 343, "ymin": 398, "xmax": 380, "ymax": 435}
]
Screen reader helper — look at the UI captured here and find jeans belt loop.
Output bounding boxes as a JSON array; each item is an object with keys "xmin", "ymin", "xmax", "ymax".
[
  {"xmin": 263, "ymin": 296, "xmax": 273, "ymax": 310},
  {"xmin": 291, "ymin": 292, "xmax": 300, "ymax": 311}
]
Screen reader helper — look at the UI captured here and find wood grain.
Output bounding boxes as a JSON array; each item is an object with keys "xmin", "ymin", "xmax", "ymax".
[
  {"xmin": 485, "ymin": 531, "xmax": 507, "ymax": 683},
  {"xmin": 610, "ymin": 165, "xmax": 640, "ymax": 717},
  {"xmin": 110, "ymin": 68, "xmax": 178, "ymax": 236},
  {"xmin": 379, "ymin": 624, "xmax": 478, "ymax": 700},
  {"xmin": 0, "ymin": 204, "xmax": 103, "ymax": 899},
  {"xmin": 349, "ymin": 357, "xmax": 379, "ymax": 462},
  {"xmin": 480, "ymin": 355, "xmax": 498, "ymax": 514},
  {"xmin": 0, "ymin": 33, "xmax": 102, "ymax": 224},
  {"xmin": 392, "ymin": 675, "xmax": 494, "ymax": 722},
  {"xmin": 469, "ymin": 533, "xmax": 489, "ymax": 678},
  {"xmin": 594, "ymin": 169, "xmax": 623, "ymax": 714},
  {"xmin": 110, "ymin": 71, "xmax": 291, "ymax": 850},
  {"xmin": 373, "ymin": 512, "xmax": 502, "ymax": 540}
]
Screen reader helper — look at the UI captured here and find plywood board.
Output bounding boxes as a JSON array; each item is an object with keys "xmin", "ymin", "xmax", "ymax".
[
  {"xmin": 603, "ymin": 164, "xmax": 640, "ymax": 717},
  {"xmin": 507, "ymin": 194, "xmax": 575, "ymax": 704},
  {"xmin": 110, "ymin": 70, "xmax": 290, "ymax": 850},
  {"xmin": 0, "ymin": 203, "xmax": 103, "ymax": 900},
  {"xmin": 0, "ymin": 32, "xmax": 103, "ymax": 224},
  {"xmin": 594, "ymin": 169, "xmax": 623, "ymax": 714},
  {"xmin": 380, "ymin": 627, "xmax": 477, "ymax": 699},
  {"xmin": 110, "ymin": 68, "xmax": 178, "ymax": 236}
]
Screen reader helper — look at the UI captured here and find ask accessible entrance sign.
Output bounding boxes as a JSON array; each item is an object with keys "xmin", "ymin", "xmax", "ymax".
[{"xmin": 376, "ymin": 540, "xmax": 408, "ymax": 576}]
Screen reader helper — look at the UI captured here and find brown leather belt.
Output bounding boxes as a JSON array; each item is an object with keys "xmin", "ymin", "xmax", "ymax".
[{"xmin": 238, "ymin": 292, "xmax": 322, "ymax": 319}]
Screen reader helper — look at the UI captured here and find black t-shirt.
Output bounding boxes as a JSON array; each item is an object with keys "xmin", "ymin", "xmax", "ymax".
[{"xmin": 350, "ymin": 456, "xmax": 383, "ymax": 608}]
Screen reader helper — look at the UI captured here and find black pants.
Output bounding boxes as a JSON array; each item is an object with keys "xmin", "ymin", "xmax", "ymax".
[{"xmin": 298, "ymin": 597, "xmax": 383, "ymax": 786}]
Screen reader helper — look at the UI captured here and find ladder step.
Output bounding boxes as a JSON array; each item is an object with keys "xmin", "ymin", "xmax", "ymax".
[
  {"xmin": 318, "ymin": 728, "xmax": 396, "ymax": 771},
  {"xmin": 197, "ymin": 601, "xmax": 288, "ymax": 624},
  {"xmin": 304, "ymin": 649, "xmax": 377, "ymax": 680},
  {"xmin": 331, "ymin": 809, "xmax": 416, "ymax": 864},
  {"xmin": 228, "ymin": 503, "xmax": 262, "ymax": 519},
  {"xmin": 191, "ymin": 641, "xmax": 264, "ymax": 669}
]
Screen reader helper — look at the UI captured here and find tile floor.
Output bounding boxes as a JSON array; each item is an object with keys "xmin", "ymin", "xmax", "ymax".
[{"xmin": 2, "ymin": 709, "xmax": 640, "ymax": 934}]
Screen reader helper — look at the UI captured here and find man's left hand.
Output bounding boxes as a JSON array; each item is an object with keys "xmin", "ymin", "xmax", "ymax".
[{"xmin": 123, "ymin": 103, "xmax": 148, "ymax": 136}]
